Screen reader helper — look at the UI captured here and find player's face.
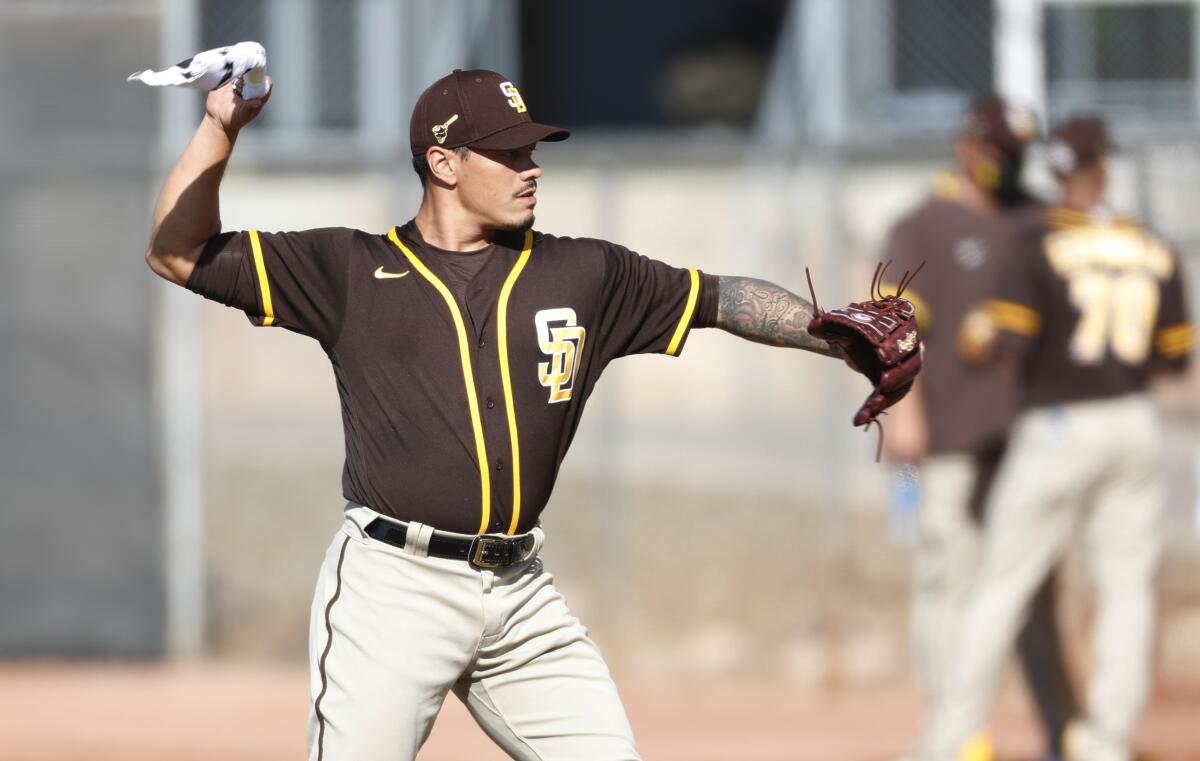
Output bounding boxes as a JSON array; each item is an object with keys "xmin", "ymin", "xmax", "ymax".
[
  {"xmin": 458, "ymin": 144, "xmax": 541, "ymax": 232},
  {"xmin": 956, "ymin": 138, "xmax": 1002, "ymax": 189},
  {"xmin": 1057, "ymin": 156, "xmax": 1109, "ymax": 198},
  {"xmin": 957, "ymin": 137, "xmax": 1024, "ymax": 204}
]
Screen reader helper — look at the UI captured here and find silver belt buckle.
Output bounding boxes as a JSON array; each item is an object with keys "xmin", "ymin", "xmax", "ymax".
[{"xmin": 470, "ymin": 535, "xmax": 512, "ymax": 568}]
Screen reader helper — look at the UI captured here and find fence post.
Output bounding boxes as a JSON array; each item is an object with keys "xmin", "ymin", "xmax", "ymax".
[
  {"xmin": 995, "ymin": 0, "xmax": 1047, "ymax": 118},
  {"xmin": 158, "ymin": 0, "xmax": 206, "ymax": 660}
]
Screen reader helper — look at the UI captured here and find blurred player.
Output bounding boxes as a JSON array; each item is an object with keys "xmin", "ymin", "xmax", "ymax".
[
  {"xmin": 915, "ymin": 116, "xmax": 1193, "ymax": 761},
  {"xmin": 882, "ymin": 96, "xmax": 1078, "ymax": 760}
]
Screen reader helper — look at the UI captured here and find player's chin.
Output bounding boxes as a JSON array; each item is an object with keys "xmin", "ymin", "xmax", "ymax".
[{"xmin": 498, "ymin": 210, "xmax": 536, "ymax": 232}]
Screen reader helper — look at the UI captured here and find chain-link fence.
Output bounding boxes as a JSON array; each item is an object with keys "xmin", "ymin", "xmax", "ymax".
[
  {"xmin": 195, "ymin": 0, "xmax": 517, "ymax": 150},
  {"xmin": 762, "ymin": 0, "xmax": 1200, "ymax": 145},
  {"xmin": 1046, "ymin": 1, "xmax": 1197, "ymax": 127},
  {"xmin": 845, "ymin": 0, "xmax": 995, "ymax": 139},
  {"xmin": 200, "ymin": 0, "xmax": 358, "ymax": 130},
  {"xmin": 188, "ymin": 0, "xmax": 1200, "ymax": 151}
]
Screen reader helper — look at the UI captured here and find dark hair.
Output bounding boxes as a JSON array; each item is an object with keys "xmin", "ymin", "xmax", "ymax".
[{"xmin": 411, "ymin": 145, "xmax": 471, "ymax": 186}]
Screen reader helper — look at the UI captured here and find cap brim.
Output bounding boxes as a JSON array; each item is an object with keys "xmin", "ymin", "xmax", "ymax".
[{"xmin": 467, "ymin": 122, "xmax": 570, "ymax": 151}]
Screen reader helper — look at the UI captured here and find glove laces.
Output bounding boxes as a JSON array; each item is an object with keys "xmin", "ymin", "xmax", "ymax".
[
  {"xmin": 805, "ymin": 260, "xmax": 926, "ymax": 463},
  {"xmin": 869, "ymin": 258, "xmax": 926, "ymax": 312}
]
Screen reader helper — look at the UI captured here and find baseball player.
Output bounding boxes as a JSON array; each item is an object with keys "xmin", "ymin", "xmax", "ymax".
[
  {"xmin": 914, "ymin": 115, "xmax": 1192, "ymax": 761},
  {"xmin": 142, "ymin": 69, "xmax": 894, "ymax": 760},
  {"xmin": 881, "ymin": 96, "xmax": 1079, "ymax": 760}
]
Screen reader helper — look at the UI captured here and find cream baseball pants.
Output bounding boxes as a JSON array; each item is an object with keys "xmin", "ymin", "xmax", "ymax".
[
  {"xmin": 920, "ymin": 395, "xmax": 1165, "ymax": 761},
  {"xmin": 914, "ymin": 450, "xmax": 1075, "ymax": 754},
  {"xmin": 306, "ymin": 503, "xmax": 640, "ymax": 761}
]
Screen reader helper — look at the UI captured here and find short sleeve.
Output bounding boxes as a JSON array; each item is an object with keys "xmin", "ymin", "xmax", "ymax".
[
  {"xmin": 594, "ymin": 242, "xmax": 713, "ymax": 360},
  {"xmin": 965, "ymin": 217, "xmax": 1044, "ymax": 363},
  {"xmin": 185, "ymin": 227, "xmax": 355, "ymax": 346},
  {"xmin": 1152, "ymin": 249, "xmax": 1193, "ymax": 370},
  {"xmin": 988, "ymin": 223, "xmax": 1046, "ymax": 334}
]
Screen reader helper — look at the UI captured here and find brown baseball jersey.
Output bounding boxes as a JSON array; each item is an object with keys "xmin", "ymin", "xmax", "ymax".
[
  {"xmin": 882, "ymin": 174, "xmax": 1041, "ymax": 455},
  {"xmin": 983, "ymin": 206, "xmax": 1192, "ymax": 407},
  {"xmin": 186, "ymin": 220, "xmax": 718, "ymax": 535}
]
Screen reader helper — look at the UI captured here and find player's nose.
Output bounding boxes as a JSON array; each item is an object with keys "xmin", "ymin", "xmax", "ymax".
[{"xmin": 520, "ymin": 162, "xmax": 541, "ymax": 182}]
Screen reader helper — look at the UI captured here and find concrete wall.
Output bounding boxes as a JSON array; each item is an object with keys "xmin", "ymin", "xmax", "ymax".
[{"xmin": 0, "ymin": 5, "xmax": 163, "ymax": 655}]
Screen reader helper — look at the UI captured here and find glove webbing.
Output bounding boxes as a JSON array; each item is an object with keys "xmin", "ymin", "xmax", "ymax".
[{"xmin": 806, "ymin": 259, "xmax": 926, "ymax": 462}]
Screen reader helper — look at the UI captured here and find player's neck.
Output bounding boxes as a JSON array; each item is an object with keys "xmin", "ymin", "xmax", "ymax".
[
  {"xmin": 1058, "ymin": 183, "xmax": 1104, "ymax": 213},
  {"xmin": 413, "ymin": 198, "xmax": 497, "ymax": 251},
  {"xmin": 956, "ymin": 174, "xmax": 999, "ymax": 217}
]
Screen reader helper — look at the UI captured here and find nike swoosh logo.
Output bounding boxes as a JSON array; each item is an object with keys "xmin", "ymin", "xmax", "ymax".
[{"xmin": 374, "ymin": 266, "xmax": 410, "ymax": 280}]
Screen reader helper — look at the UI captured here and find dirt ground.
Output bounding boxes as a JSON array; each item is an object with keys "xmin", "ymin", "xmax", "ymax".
[{"xmin": 0, "ymin": 662, "xmax": 1196, "ymax": 761}]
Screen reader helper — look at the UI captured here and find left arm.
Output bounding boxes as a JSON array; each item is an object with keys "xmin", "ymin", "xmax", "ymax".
[{"xmin": 714, "ymin": 275, "xmax": 840, "ymax": 358}]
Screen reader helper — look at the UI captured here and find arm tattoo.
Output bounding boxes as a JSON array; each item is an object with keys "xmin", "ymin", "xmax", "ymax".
[{"xmin": 715, "ymin": 275, "xmax": 840, "ymax": 357}]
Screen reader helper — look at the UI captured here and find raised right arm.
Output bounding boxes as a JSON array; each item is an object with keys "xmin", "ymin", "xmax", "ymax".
[{"xmin": 144, "ymin": 79, "xmax": 271, "ymax": 286}]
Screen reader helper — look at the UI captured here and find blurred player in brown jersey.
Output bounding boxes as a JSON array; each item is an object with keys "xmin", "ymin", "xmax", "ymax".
[
  {"xmin": 882, "ymin": 96, "xmax": 1078, "ymax": 761},
  {"xmin": 915, "ymin": 116, "xmax": 1193, "ymax": 761}
]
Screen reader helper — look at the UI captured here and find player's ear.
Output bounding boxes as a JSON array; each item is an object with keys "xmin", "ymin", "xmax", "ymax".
[{"xmin": 426, "ymin": 146, "xmax": 459, "ymax": 188}]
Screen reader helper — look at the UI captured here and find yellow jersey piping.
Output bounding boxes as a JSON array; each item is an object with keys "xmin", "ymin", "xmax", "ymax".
[
  {"xmin": 665, "ymin": 269, "xmax": 700, "ymax": 356},
  {"xmin": 498, "ymin": 230, "xmax": 533, "ymax": 535},
  {"xmin": 388, "ymin": 228, "xmax": 492, "ymax": 534},
  {"xmin": 1044, "ymin": 207, "xmax": 1142, "ymax": 231},
  {"xmin": 1155, "ymin": 323, "xmax": 1194, "ymax": 358},
  {"xmin": 986, "ymin": 299, "xmax": 1043, "ymax": 337},
  {"xmin": 248, "ymin": 230, "xmax": 275, "ymax": 327}
]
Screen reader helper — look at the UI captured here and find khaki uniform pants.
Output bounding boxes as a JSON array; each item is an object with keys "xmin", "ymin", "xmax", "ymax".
[
  {"xmin": 921, "ymin": 395, "xmax": 1164, "ymax": 761},
  {"xmin": 306, "ymin": 504, "xmax": 640, "ymax": 761},
  {"xmin": 915, "ymin": 450, "xmax": 1074, "ymax": 753}
]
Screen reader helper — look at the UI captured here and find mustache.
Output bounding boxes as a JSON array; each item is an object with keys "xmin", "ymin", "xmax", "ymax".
[{"xmin": 516, "ymin": 180, "xmax": 537, "ymax": 197}]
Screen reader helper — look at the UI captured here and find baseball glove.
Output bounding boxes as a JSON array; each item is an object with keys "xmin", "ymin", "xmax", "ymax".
[{"xmin": 806, "ymin": 261, "xmax": 924, "ymax": 459}]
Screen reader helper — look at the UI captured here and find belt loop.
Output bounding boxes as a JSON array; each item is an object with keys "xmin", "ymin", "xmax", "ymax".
[
  {"xmin": 404, "ymin": 521, "xmax": 435, "ymax": 557},
  {"xmin": 344, "ymin": 500, "xmax": 377, "ymax": 539}
]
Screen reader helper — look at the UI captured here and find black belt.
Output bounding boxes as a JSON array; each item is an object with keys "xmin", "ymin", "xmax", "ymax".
[{"xmin": 363, "ymin": 518, "xmax": 536, "ymax": 569}]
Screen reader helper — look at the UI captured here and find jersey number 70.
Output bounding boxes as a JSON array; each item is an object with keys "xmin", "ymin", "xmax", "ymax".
[{"xmin": 1067, "ymin": 269, "xmax": 1159, "ymax": 365}]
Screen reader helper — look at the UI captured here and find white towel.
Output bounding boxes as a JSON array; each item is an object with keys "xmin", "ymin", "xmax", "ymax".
[{"xmin": 128, "ymin": 41, "xmax": 269, "ymax": 99}]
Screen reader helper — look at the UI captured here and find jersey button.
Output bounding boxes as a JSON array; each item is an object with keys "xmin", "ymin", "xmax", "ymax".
[
  {"xmin": 486, "ymin": 397, "xmax": 495, "ymax": 409},
  {"xmin": 494, "ymin": 458, "xmax": 504, "ymax": 471},
  {"xmin": 478, "ymin": 337, "xmax": 486, "ymax": 348}
]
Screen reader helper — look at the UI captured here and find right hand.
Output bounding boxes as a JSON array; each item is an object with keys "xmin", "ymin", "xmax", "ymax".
[
  {"xmin": 882, "ymin": 416, "xmax": 929, "ymax": 464},
  {"xmin": 204, "ymin": 75, "xmax": 272, "ymax": 138},
  {"xmin": 880, "ymin": 390, "xmax": 929, "ymax": 464}
]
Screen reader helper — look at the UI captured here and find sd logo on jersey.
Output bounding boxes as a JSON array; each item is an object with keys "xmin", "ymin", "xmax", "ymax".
[{"xmin": 535, "ymin": 308, "xmax": 586, "ymax": 403}]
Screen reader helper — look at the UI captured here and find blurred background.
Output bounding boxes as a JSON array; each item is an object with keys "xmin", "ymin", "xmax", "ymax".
[{"xmin": 2, "ymin": 0, "xmax": 1199, "ymax": 758}]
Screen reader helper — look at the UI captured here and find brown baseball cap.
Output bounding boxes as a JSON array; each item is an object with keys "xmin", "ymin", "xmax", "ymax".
[
  {"xmin": 409, "ymin": 69, "xmax": 570, "ymax": 156},
  {"xmin": 961, "ymin": 95, "xmax": 1039, "ymax": 160},
  {"xmin": 1045, "ymin": 115, "xmax": 1115, "ymax": 177}
]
